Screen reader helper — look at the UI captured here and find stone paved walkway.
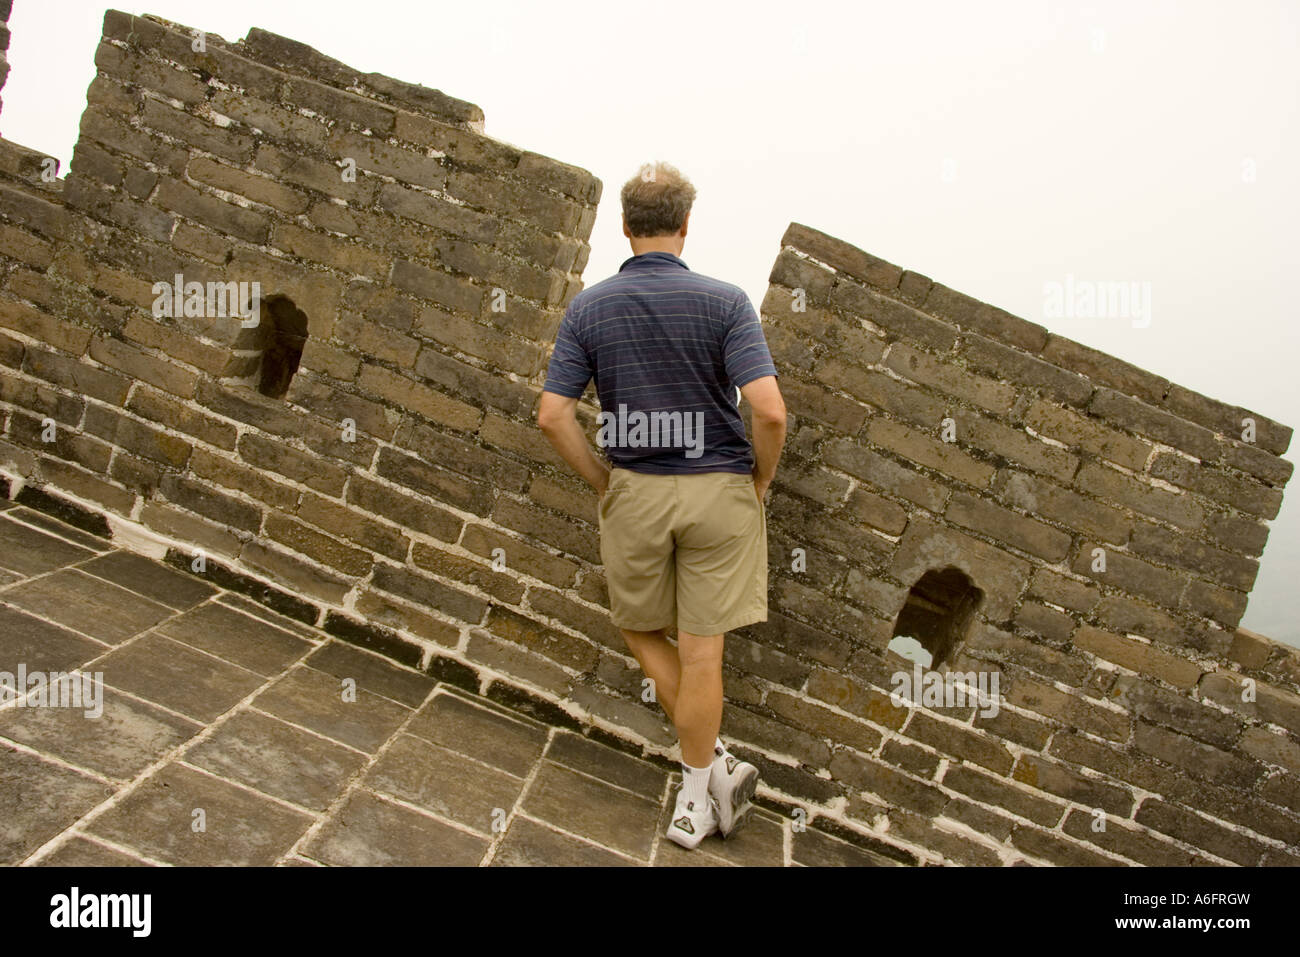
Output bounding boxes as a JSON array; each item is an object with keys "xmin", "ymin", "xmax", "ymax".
[{"xmin": 0, "ymin": 499, "xmax": 898, "ymax": 866}]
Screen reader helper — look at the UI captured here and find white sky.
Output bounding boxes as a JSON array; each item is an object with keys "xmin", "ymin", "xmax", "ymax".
[{"xmin": 4, "ymin": 0, "xmax": 1297, "ymax": 645}]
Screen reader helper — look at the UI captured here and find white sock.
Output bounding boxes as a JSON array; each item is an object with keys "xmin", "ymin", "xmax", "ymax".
[{"xmin": 682, "ymin": 761, "xmax": 712, "ymax": 807}]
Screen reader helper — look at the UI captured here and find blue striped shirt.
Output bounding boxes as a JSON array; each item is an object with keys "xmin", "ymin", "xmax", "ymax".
[{"xmin": 542, "ymin": 251, "xmax": 778, "ymax": 474}]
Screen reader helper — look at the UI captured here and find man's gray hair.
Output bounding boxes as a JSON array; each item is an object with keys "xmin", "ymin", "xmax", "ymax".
[{"xmin": 621, "ymin": 161, "xmax": 696, "ymax": 237}]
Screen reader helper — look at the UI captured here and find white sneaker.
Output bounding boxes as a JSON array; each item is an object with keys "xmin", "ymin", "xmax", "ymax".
[
  {"xmin": 666, "ymin": 786, "xmax": 719, "ymax": 850},
  {"xmin": 709, "ymin": 743, "xmax": 758, "ymax": 838}
]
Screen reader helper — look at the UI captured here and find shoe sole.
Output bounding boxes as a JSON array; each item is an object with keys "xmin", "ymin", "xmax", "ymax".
[{"xmin": 717, "ymin": 766, "xmax": 758, "ymax": 838}]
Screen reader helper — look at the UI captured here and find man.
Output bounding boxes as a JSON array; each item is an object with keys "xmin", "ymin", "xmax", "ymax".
[{"xmin": 537, "ymin": 161, "xmax": 787, "ymax": 850}]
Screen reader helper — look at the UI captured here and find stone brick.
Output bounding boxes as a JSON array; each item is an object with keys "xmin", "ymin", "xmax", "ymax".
[
  {"xmin": 1041, "ymin": 334, "xmax": 1169, "ymax": 405},
  {"xmin": 782, "ymin": 222, "xmax": 903, "ymax": 290},
  {"xmin": 1105, "ymin": 675, "xmax": 1243, "ymax": 749},
  {"xmin": 886, "ymin": 808, "xmax": 1002, "ymax": 865},
  {"xmin": 945, "ymin": 492, "xmax": 1072, "ymax": 562},
  {"xmin": 186, "ymin": 156, "xmax": 310, "ymax": 215},
  {"xmin": 0, "ymin": 299, "xmax": 92, "ymax": 355},
  {"xmin": 957, "ymin": 411, "xmax": 1080, "ymax": 484},
  {"xmin": 1161, "ymin": 382, "xmax": 1292, "ymax": 456},
  {"xmin": 140, "ymin": 99, "xmax": 253, "ymax": 164},
  {"xmin": 961, "ymin": 333, "xmax": 1093, "ymax": 406},
  {"xmin": 235, "ymin": 431, "xmax": 347, "ymax": 496},
  {"xmin": 357, "ymin": 363, "xmax": 482, "ymax": 433},
  {"xmin": 1128, "ymin": 520, "xmax": 1259, "ymax": 591},
  {"xmin": 0, "ymin": 222, "xmax": 54, "ymax": 269},
  {"xmin": 1012, "ymin": 754, "xmax": 1133, "ymax": 815},
  {"xmin": 281, "ymin": 76, "xmax": 396, "ymax": 133},
  {"xmin": 1004, "ymin": 673, "xmax": 1129, "ymax": 741},
  {"xmin": 153, "ymin": 178, "xmax": 269, "ymax": 244},
  {"xmin": 88, "ymin": 335, "xmax": 197, "ymax": 398},
  {"xmin": 903, "ymin": 710, "xmax": 1014, "ymax": 775},
  {"xmin": 924, "ymin": 283, "xmax": 1047, "ymax": 353},
  {"xmin": 1071, "ymin": 625, "xmax": 1203, "ymax": 690},
  {"xmin": 1069, "ymin": 540, "xmax": 1189, "ymax": 612},
  {"xmin": 1132, "ymin": 721, "xmax": 1263, "ymax": 788},
  {"xmin": 831, "ymin": 751, "xmax": 949, "ymax": 815},
  {"xmin": 879, "ymin": 738, "xmax": 941, "ymax": 777},
  {"xmin": 1133, "ymin": 799, "xmax": 1266, "ymax": 866},
  {"xmin": 972, "ymin": 705, "xmax": 1051, "ymax": 751},
  {"xmin": 834, "ymin": 279, "xmax": 959, "ymax": 352},
  {"xmin": 209, "ymin": 90, "xmax": 330, "ymax": 150},
  {"xmin": 884, "ymin": 341, "xmax": 1017, "ymax": 414},
  {"xmin": 941, "ymin": 764, "xmax": 1065, "ymax": 827},
  {"xmin": 125, "ymin": 386, "xmax": 237, "ymax": 450},
  {"xmin": 371, "ymin": 562, "xmax": 489, "ymax": 627},
  {"xmin": 252, "ymin": 144, "xmax": 377, "ymax": 206},
  {"xmin": 1009, "ymin": 825, "xmax": 1120, "ymax": 866},
  {"xmin": 159, "ymin": 472, "xmax": 260, "ymax": 531},
  {"xmin": 966, "ymin": 621, "xmax": 1086, "ymax": 683},
  {"xmin": 1149, "ymin": 452, "xmax": 1284, "ymax": 520},
  {"xmin": 1021, "ymin": 397, "xmax": 1152, "ymax": 471},
  {"xmin": 83, "ymin": 404, "xmax": 192, "ymax": 468},
  {"xmin": 344, "ymin": 473, "xmax": 462, "ymax": 543},
  {"xmin": 1199, "ymin": 671, "xmax": 1300, "ymax": 736},
  {"xmin": 1061, "ymin": 809, "xmax": 1195, "ymax": 866},
  {"xmin": 776, "ymin": 458, "xmax": 852, "ymax": 508},
  {"xmin": 765, "ymin": 691, "xmax": 883, "ymax": 754},
  {"xmin": 814, "ymin": 361, "xmax": 945, "ymax": 428},
  {"xmin": 780, "ymin": 376, "xmax": 869, "ymax": 435},
  {"xmin": 868, "ymin": 418, "xmax": 995, "ymax": 488},
  {"xmin": 769, "ymin": 249, "xmax": 835, "ymax": 305},
  {"xmin": 823, "ymin": 438, "xmax": 949, "ymax": 511},
  {"xmin": 443, "ymin": 169, "xmax": 583, "ymax": 235},
  {"xmin": 327, "ymin": 130, "xmax": 446, "ymax": 191},
  {"xmin": 264, "ymin": 513, "xmax": 372, "ymax": 576},
  {"xmin": 411, "ymin": 305, "xmax": 541, "ymax": 376},
  {"xmin": 994, "ymin": 468, "xmax": 1130, "ymax": 544},
  {"xmin": 479, "ymin": 413, "xmax": 565, "ymax": 468},
  {"xmin": 1217, "ymin": 435, "xmax": 1293, "ymax": 486}
]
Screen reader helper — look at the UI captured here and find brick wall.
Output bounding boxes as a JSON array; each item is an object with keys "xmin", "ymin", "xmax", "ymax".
[
  {"xmin": 752, "ymin": 223, "xmax": 1299, "ymax": 864},
  {"xmin": 0, "ymin": 0, "xmax": 11, "ymax": 119},
  {"xmin": 0, "ymin": 9, "xmax": 1297, "ymax": 866}
]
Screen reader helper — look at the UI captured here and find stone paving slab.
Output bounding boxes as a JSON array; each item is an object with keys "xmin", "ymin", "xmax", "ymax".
[
  {"xmin": 0, "ymin": 604, "xmax": 106, "ymax": 675},
  {"xmin": 154, "ymin": 601, "xmax": 315, "ymax": 675},
  {"xmin": 252, "ymin": 665, "xmax": 412, "ymax": 753},
  {"xmin": 4, "ymin": 567, "xmax": 175, "ymax": 644},
  {"xmin": 84, "ymin": 762, "xmax": 315, "ymax": 866},
  {"xmin": 0, "ymin": 505, "xmax": 907, "ymax": 867},
  {"xmin": 78, "ymin": 549, "xmax": 217, "ymax": 609},
  {"xmin": 96, "ymin": 632, "xmax": 267, "ymax": 723},
  {"xmin": 185, "ymin": 709, "xmax": 367, "ymax": 813},
  {"xmin": 0, "ymin": 685, "xmax": 201, "ymax": 782}
]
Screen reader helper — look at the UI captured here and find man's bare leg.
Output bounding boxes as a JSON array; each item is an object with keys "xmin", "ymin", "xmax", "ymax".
[
  {"xmin": 619, "ymin": 627, "xmax": 682, "ymax": 723},
  {"xmin": 673, "ymin": 630, "xmax": 724, "ymax": 769}
]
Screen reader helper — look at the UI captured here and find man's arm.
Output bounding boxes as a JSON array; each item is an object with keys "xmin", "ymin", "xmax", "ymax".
[
  {"xmin": 537, "ymin": 391, "xmax": 611, "ymax": 497},
  {"xmin": 740, "ymin": 374, "xmax": 786, "ymax": 501}
]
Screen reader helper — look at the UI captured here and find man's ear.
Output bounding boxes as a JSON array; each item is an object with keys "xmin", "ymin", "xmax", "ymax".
[
  {"xmin": 679, "ymin": 210, "xmax": 690, "ymax": 237},
  {"xmin": 622, "ymin": 219, "xmax": 631, "ymax": 238}
]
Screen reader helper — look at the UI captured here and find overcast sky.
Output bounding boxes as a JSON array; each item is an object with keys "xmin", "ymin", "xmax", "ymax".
[{"xmin": 4, "ymin": 0, "xmax": 1297, "ymax": 645}]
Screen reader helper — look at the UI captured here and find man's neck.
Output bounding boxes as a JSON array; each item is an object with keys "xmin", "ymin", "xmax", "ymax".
[{"xmin": 628, "ymin": 238, "xmax": 684, "ymax": 257}]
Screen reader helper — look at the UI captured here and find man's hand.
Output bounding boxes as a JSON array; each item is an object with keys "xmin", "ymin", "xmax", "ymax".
[
  {"xmin": 538, "ymin": 391, "xmax": 613, "ymax": 499},
  {"xmin": 753, "ymin": 476, "xmax": 770, "ymax": 503}
]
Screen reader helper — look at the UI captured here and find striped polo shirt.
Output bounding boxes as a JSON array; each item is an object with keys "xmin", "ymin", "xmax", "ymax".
[{"xmin": 542, "ymin": 250, "xmax": 778, "ymax": 475}]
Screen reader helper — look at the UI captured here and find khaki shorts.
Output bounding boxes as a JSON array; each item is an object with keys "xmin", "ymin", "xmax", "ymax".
[{"xmin": 598, "ymin": 468, "xmax": 768, "ymax": 635}]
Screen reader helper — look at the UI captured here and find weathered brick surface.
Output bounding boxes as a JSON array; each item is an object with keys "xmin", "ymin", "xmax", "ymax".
[{"xmin": 0, "ymin": 13, "xmax": 1294, "ymax": 869}]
